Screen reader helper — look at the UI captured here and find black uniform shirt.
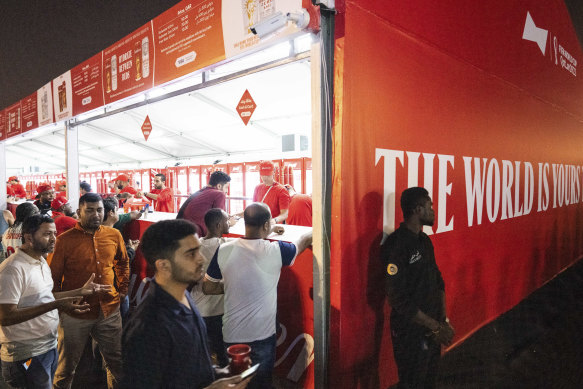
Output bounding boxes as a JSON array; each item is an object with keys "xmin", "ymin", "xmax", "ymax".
[{"xmin": 380, "ymin": 223, "xmax": 445, "ymax": 333}]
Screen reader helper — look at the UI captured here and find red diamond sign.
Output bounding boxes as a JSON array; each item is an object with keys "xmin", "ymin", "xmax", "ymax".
[
  {"xmin": 236, "ymin": 89, "xmax": 256, "ymax": 126},
  {"xmin": 141, "ymin": 115, "xmax": 152, "ymax": 141}
]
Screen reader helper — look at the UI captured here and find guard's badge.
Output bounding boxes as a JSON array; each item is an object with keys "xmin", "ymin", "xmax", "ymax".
[{"xmin": 387, "ymin": 263, "xmax": 398, "ymax": 275}]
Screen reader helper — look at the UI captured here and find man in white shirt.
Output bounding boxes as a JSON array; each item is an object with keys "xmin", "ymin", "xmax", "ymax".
[
  {"xmin": 0, "ymin": 214, "xmax": 109, "ymax": 389},
  {"xmin": 204, "ymin": 203, "xmax": 312, "ymax": 388},
  {"xmin": 191, "ymin": 208, "xmax": 233, "ymax": 367}
]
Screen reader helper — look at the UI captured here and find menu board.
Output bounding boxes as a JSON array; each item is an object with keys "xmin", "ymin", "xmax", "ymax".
[
  {"xmin": 37, "ymin": 82, "xmax": 54, "ymax": 127},
  {"xmin": 0, "ymin": 110, "xmax": 6, "ymax": 141},
  {"xmin": 72, "ymin": 52, "xmax": 105, "ymax": 116},
  {"xmin": 103, "ymin": 24, "xmax": 154, "ymax": 104},
  {"xmin": 153, "ymin": 0, "xmax": 226, "ymax": 86},
  {"xmin": 5, "ymin": 102, "xmax": 22, "ymax": 138},
  {"xmin": 52, "ymin": 71, "xmax": 73, "ymax": 122},
  {"xmin": 21, "ymin": 92, "xmax": 39, "ymax": 133}
]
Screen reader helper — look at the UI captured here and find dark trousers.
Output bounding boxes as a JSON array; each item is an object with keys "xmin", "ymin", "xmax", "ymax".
[
  {"xmin": 391, "ymin": 329, "xmax": 440, "ymax": 389},
  {"xmin": 203, "ymin": 315, "xmax": 229, "ymax": 367},
  {"xmin": 1, "ymin": 348, "xmax": 58, "ymax": 389},
  {"xmin": 226, "ymin": 334, "xmax": 276, "ymax": 389}
]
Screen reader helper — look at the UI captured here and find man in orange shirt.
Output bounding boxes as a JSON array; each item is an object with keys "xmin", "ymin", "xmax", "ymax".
[
  {"xmin": 252, "ymin": 161, "xmax": 290, "ymax": 224},
  {"xmin": 139, "ymin": 173, "xmax": 173, "ymax": 212},
  {"xmin": 7, "ymin": 177, "xmax": 27, "ymax": 199},
  {"xmin": 49, "ymin": 193, "xmax": 129, "ymax": 389}
]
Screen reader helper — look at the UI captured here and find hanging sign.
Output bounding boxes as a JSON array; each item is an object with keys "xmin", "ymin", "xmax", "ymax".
[
  {"xmin": 20, "ymin": 92, "xmax": 38, "ymax": 133},
  {"xmin": 72, "ymin": 52, "xmax": 105, "ymax": 116},
  {"xmin": 52, "ymin": 71, "xmax": 73, "ymax": 122},
  {"xmin": 5, "ymin": 102, "xmax": 22, "ymax": 138},
  {"xmin": 236, "ymin": 89, "xmax": 256, "ymax": 125},
  {"xmin": 37, "ymin": 82, "xmax": 54, "ymax": 127},
  {"xmin": 141, "ymin": 115, "xmax": 153, "ymax": 141}
]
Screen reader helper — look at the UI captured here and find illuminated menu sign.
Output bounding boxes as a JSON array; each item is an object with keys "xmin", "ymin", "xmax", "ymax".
[
  {"xmin": 72, "ymin": 52, "xmax": 105, "ymax": 116},
  {"xmin": 21, "ymin": 92, "xmax": 38, "ymax": 133},
  {"xmin": 5, "ymin": 102, "xmax": 22, "ymax": 138}
]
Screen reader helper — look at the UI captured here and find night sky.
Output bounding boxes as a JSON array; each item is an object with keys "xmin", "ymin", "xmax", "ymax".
[
  {"xmin": 0, "ymin": 0, "xmax": 180, "ymax": 109},
  {"xmin": 1, "ymin": 1, "xmax": 582, "ymax": 110}
]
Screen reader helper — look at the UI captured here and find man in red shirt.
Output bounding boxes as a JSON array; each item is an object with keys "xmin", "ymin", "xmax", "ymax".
[
  {"xmin": 114, "ymin": 174, "xmax": 137, "ymax": 199},
  {"xmin": 252, "ymin": 161, "xmax": 290, "ymax": 224},
  {"xmin": 284, "ymin": 185, "xmax": 312, "ymax": 227},
  {"xmin": 139, "ymin": 173, "xmax": 173, "ymax": 212},
  {"xmin": 51, "ymin": 196, "xmax": 78, "ymax": 236},
  {"xmin": 177, "ymin": 171, "xmax": 234, "ymax": 236},
  {"xmin": 8, "ymin": 177, "xmax": 27, "ymax": 199}
]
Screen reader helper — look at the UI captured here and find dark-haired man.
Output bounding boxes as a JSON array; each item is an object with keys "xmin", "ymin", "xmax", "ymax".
[
  {"xmin": 122, "ymin": 219, "xmax": 251, "ymax": 389},
  {"xmin": 49, "ymin": 193, "xmax": 130, "ymax": 389},
  {"xmin": 34, "ymin": 184, "xmax": 55, "ymax": 216},
  {"xmin": 138, "ymin": 173, "xmax": 173, "ymax": 212},
  {"xmin": 380, "ymin": 187, "xmax": 454, "ymax": 389},
  {"xmin": 0, "ymin": 214, "xmax": 108, "ymax": 388},
  {"xmin": 114, "ymin": 174, "xmax": 137, "ymax": 200},
  {"xmin": 177, "ymin": 170, "xmax": 235, "ymax": 236},
  {"xmin": 204, "ymin": 202, "xmax": 312, "ymax": 388}
]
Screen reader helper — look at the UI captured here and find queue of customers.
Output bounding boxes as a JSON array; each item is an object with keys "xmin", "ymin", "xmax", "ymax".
[{"xmin": 0, "ymin": 189, "xmax": 312, "ymax": 389}]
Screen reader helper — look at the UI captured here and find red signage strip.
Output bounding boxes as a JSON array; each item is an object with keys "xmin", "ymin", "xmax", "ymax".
[
  {"xmin": 21, "ymin": 92, "xmax": 38, "ymax": 133},
  {"xmin": 72, "ymin": 52, "xmax": 105, "ymax": 116},
  {"xmin": 0, "ymin": 110, "xmax": 6, "ymax": 141},
  {"xmin": 5, "ymin": 102, "xmax": 22, "ymax": 138}
]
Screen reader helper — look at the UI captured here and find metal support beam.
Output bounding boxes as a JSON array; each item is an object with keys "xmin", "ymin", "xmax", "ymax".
[
  {"xmin": 65, "ymin": 122, "xmax": 80, "ymax": 211},
  {"xmin": 313, "ymin": 8, "xmax": 335, "ymax": 388},
  {"xmin": 84, "ymin": 123, "xmax": 177, "ymax": 159}
]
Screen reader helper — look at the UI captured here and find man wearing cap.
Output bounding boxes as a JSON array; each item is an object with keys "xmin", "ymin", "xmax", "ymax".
[
  {"xmin": 252, "ymin": 161, "xmax": 290, "ymax": 224},
  {"xmin": 51, "ymin": 196, "xmax": 78, "ymax": 237},
  {"xmin": 8, "ymin": 177, "xmax": 27, "ymax": 199},
  {"xmin": 177, "ymin": 171, "xmax": 235, "ymax": 237},
  {"xmin": 34, "ymin": 184, "xmax": 55, "ymax": 216},
  {"xmin": 114, "ymin": 174, "xmax": 138, "ymax": 200},
  {"xmin": 138, "ymin": 173, "xmax": 173, "ymax": 212},
  {"xmin": 56, "ymin": 181, "xmax": 67, "ymax": 197}
]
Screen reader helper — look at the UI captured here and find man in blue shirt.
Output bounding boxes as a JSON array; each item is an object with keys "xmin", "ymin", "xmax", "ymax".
[{"xmin": 121, "ymin": 219, "xmax": 252, "ymax": 389}]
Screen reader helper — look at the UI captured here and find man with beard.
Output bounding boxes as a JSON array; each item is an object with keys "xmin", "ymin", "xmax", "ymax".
[
  {"xmin": 50, "ymin": 196, "xmax": 78, "ymax": 237},
  {"xmin": 122, "ymin": 219, "xmax": 251, "ymax": 389},
  {"xmin": 0, "ymin": 214, "xmax": 109, "ymax": 388},
  {"xmin": 49, "ymin": 193, "xmax": 130, "ymax": 389},
  {"xmin": 114, "ymin": 174, "xmax": 137, "ymax": 200},
  {"xmin": 34, "ymin": 184, "xmax": 55, "ymax": 216},
  {"xmin": 380, "ymin": 187, "xmax": 455, "ymax": 389},
  {"xmin": 138, "ymin": 173, "xmax": 173, "ymax": 212}
]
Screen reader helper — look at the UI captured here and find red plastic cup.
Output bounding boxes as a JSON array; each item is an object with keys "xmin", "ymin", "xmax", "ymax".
[{"xmin": 227, "ymin": 344, "xmax": 251, "ymax": 375}]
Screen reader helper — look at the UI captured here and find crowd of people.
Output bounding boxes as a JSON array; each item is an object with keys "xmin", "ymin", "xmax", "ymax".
[{"xmin": 0, "ymin": 165, "xmax": 314, "ymax": 389}]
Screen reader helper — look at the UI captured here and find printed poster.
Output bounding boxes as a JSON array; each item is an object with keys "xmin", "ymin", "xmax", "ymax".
[
  {"xmin": 5, "ymin": 102, "xmax": 22, "ymax": 138},
  {"xmin": 20, "ymin": 92, "xmax": 38, "ymax": 133},
  {"xmin": 0, "ymin": 110, "xmax": 6, "ymax": 141},
  {"xmin": 153, "ymin": 0, "xmax": 226, "ymax": 86},
  {"xmin": 52, "ymin": 71, "xmax": 73, "ymax": 122},
  {"xmin": 103, "ymin": 24, "xmax": 154, "ymax": 104},
  {"xmin": 37, "ymin": 82, "xmax": 54, "ymax": 127},
  {"xmin": 72, "ymin": 52, "xmax": 105, "ymax": 116}
]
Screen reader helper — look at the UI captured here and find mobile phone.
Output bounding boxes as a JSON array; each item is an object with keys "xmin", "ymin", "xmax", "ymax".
[{"xmin": 240, "ymin": 363, "xmax": 260, "ymax": 379}]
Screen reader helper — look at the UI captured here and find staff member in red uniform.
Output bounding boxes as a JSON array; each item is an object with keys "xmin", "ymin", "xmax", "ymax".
[
  {"xmin": 139, "ymin": 173, "xmax": 173, "ymax": 212},
  {"xmin": 8, "ymin": 177, "xmax": 27, "ymax": 199},
  {"xmin": 284, "ymin": 185, "xmax": 312, "ymax": 227},
  {"xmin": 252, "ymin": 161, "xmax": 290, "ymax": 224},
  {"xmin": 51, "ymin": 196, "xmax": 78, "ymax": 236},
  {"xmin": 115, "ymin": 174, "xmax": 137, "ymax": 199}
]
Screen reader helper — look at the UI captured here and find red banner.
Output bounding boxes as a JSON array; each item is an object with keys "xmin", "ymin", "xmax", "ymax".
[
  {"xmin": 0, "ymin": 110, "xmax": 6, "ymax": 141},
  {"xmin": 331, "ymin": 1, "xmax": 583, "ymax": 387},
  {"xmin": 20, "ymin": 92, "xmax": 38, "ymax": 133},
  {"xmin": 72, "ymin": 52, "xmax": 105, "ymax": 116},
  {"xmin": 103, "ymin": 24, "xmax": 154, "ymax": 104},
  {"xmin": 5, "ymin": 102, "xmax": 22, "ymax": 139},
  {"xmin": 153, "ymin": 0, "xmax": 226, "ymax": 86}
]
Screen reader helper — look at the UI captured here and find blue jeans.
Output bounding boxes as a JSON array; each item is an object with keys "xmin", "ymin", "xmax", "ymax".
[
  {"xmin": 1, "ymin": 348, "xmax": 58, "ymax": 389},
  {"xmin": 226, "ymin": 334, "xmax": 276, "ymax": 389},
  {"xmin": 203, "ymin": 315, "xmax": 229, "ymax": 367}
]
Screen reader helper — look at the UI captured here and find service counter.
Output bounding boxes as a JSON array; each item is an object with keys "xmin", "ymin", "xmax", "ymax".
[{"xmin": 124, "ymin": 212, "xmax": 315, "ymax": 386}]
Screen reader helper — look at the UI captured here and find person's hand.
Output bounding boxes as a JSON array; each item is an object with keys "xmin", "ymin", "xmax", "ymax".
[
  {"xmin": 55, "ymin": 297, "xmax": 90, "ymax": 314},
  {"xmin": 270, "ymin": 225, "xmax": 284, "ymax": 235},
  {"xmin": 80, "ymin": 273, "xmax": 113, "ymax": 296},
  {"xmin": 204, "ymin": 374, "xmax": 253, "ymax": 389},
  {"xmin": 227, "ymin": 216, "xmax": 238, "ymax": 227},
  {"xmin": 127, "ymin": 239, "xmax": 140, "ymax": 251},
  {"xmin": 434, "ymin": 321, "xmax": 455, "ymax": 346}
]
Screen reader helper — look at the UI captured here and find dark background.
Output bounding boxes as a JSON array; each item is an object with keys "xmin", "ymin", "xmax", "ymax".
[{"xmin": 0, "ymin": 1, "xmax": 582, "ymax": 109}]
